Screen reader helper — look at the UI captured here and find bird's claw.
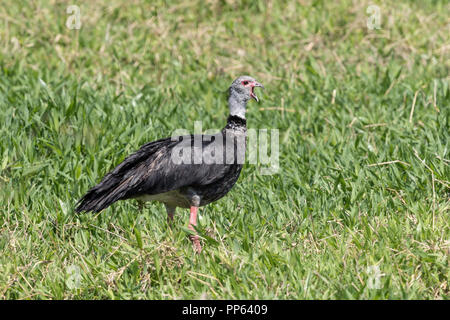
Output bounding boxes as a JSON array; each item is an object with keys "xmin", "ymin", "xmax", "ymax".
[{"xmin": 190, "ymin": 235, "xmax": 202, "ymax": 253}]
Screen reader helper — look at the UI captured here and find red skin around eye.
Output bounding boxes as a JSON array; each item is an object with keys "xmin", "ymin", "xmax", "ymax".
[
  {"xmin": 241, "ymin": 81, "xmax": 256, "ymax": 96},
  {"xmin": 241, "ymin": 81, "xmax": 255, "ymax": 87}
]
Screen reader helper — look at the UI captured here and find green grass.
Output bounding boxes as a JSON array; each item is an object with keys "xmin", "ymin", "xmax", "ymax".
[{"xmin": 0, "ymin": 0, "xmax": 449, "ymax": 299}]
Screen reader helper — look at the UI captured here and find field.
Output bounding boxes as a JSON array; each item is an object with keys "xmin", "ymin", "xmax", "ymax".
[{"xmin": 0, "ymin": 0, "xmax": 449, "ymax": 299}]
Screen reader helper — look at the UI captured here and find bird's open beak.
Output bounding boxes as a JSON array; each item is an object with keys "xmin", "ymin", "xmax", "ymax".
[{"xmin": 251, "ymin": 82, "xmax": 264, "ymax": 102}]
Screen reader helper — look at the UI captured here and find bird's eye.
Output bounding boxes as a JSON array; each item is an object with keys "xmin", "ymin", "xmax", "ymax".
[{"xmin": 242, "ymin": 81, "xmax": 249, "ymax": 85}]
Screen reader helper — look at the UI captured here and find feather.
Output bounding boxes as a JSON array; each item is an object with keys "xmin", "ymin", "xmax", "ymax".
[{"xmin": 75, "ymin": 131, "xmax": 245, "ymax": 212}]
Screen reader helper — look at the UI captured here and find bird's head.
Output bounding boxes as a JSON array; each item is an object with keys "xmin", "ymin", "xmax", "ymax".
[{"xmin": 229, "ymin": 75, "xmax": 264, "ymax": 103}]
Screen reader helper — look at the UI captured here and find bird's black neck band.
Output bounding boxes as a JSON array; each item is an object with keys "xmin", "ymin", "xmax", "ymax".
[{"xmin": 226, "ymin": 115, "xmax": 247, "ymax": 128}]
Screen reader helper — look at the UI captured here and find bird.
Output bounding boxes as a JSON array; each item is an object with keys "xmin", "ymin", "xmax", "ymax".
[{"xmin": 75, "ymin": 75, "xmax": 264, "ymax": 252}]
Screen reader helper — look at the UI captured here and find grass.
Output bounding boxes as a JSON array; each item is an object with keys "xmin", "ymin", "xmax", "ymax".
[{"xmin": 0, "ymin": 0, "xmax": 449, "ymax": 299}]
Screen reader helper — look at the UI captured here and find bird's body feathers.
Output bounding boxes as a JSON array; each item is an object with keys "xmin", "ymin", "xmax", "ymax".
[{"xmin": 75, "ymin": 116, "xmax": 246, "ymax": 212}]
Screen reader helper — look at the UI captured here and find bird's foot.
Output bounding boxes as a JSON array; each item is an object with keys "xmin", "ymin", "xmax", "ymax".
[{"xmin": 189, "ymin": 235, "xmax": 202, "ymax": 253}]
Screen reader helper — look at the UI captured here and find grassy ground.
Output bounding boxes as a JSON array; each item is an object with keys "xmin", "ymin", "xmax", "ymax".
[{"xmin": 0, "ymin": 0, "xmax": 449, "ymax": 299}]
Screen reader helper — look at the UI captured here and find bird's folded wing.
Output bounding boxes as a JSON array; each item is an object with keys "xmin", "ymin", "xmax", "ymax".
[{"xmin": 76, "ymin": 134, "xmax": 237, "ymax": 212}]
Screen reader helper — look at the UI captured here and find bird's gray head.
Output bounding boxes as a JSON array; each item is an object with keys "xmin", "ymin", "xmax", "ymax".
[{"xmin": 228, "ymin": 75, "xmax": 264, "ymax": 119}]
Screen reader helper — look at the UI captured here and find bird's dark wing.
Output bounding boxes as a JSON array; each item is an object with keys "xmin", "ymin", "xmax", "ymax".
[{"xmin": 75, "ymin": 133, "xmax": 240, "ymax": 213}]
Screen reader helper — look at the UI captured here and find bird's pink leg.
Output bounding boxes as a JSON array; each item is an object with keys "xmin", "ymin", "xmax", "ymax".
[{"xmin": 189, "ymin": 206, "xmax": 202, "ymax": 253}]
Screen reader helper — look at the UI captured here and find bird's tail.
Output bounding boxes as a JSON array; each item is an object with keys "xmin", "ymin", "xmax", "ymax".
[
  {"xmin": 75, "ymin": 174, "xmax": 133, "ymax": 213},
  {"xmin": 75, "ymin": 137, "xmax": 174, "ymax": 213}
]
